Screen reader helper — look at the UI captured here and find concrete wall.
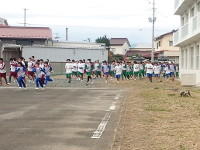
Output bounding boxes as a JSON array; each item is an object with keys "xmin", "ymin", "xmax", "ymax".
[
  {"xmin": 22, "ymin": 46, "xmax": 108, "ymax": 62},
  {"xmin": 50, "ymin": 62, "xmax": 65, "ymax": 75}
]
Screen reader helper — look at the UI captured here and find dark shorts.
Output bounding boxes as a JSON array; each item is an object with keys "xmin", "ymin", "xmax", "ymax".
[
  {"xmin": 170, "ymin": 72, "xmax": 175, "ymax": 76},
  {"xmin": 154, "ymin": 74, "xmax": 160, "ymax": 77},
  {"xmin": 116, "ymin": 74, "xmax": 121, "ymax": 79},
  {"xmin": 147, "ymin": 73, "xmax": 153, "ymax": 78},
  {"xmin": 10, "ymin": 72, "xmax": 17, "ymax": 78},
  {"xmin": 104, "ymin": 72, "xmax": 109, "ymax": 76},
  {"xmin": 0, "ymin": 73, "xmax": 6, "ymax": 78},
  {"xmin": 27, "ymin": 71, "xmax": 35, "ymax": 77}
]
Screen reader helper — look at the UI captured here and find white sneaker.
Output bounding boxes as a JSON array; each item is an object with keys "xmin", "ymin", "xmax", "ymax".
[{"xmin": 35, "ymin": 87, "xmax": 39, "ymax": 90}]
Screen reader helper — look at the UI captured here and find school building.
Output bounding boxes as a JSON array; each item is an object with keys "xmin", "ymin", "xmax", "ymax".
[{"xmin": 173, "ymin": 0, "xmax": 200, "ymax": 86}]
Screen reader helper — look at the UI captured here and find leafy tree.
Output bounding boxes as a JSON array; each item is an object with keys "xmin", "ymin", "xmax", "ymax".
[{"xmin": 95, "ymin": 35, "xmax": 110, "ymax": 47}]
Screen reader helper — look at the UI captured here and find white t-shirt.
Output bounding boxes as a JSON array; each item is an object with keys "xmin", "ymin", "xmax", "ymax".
[
  {"xmin": 115, "ymin": 65, "xmax": 122, "ymax": 75},
  {"xmin": 78, "ymin": 63, "xmax": 85, "ymax": 73},
  {"xmin": 65, "ymin": 63, "xmax": 73, "ymax": 74},
  {"xmin": 165, "ymin": 66, "xmax": 171, "ymax": 74},
  {"xmin": 10, "ymin": 61, "xmax": 17, "ymax": 72},
  {"xmin": 133, "ymin": 64, "xmax": 140, "ymax": 72},
  {"xmin": 94, "ymin": 63, "xmax": 101, "ymax": 71},
  {"xmin": 28, "ymin": 61, "xmax": 34, "ymax": 72},
  {"xmin": 102, "ymin": 64, "xmax": 109, "ymax": 73},
  {"xmin": 0, "ymin": 62, "xmax": 6, "ymax": 73},
  {"xmin": 153, "ymin": 65, "xmax": 161, "ymax": 74},
  {"xmin": 72, "ymin": 63, "xmax": 78, "ymax": 72},
  {"xmin": 145, "ymin": 64, "xmax": 154, "ymax": 74}
]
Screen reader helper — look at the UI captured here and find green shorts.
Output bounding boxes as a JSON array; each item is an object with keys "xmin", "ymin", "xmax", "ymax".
[
  {"xmin": 72, "ymin": 71, "xmax": 77, "ymax": 76},
  {"xmin": 122, "ymin": 70, "xmax": 126, "ymax": 75},
  {"xmin": 126, "ymin": 72, "xmax": 132, "ymax": 76},
  {"xmin": 95, "ymin": 71, "xmax": 101, "ymax": 76},
  {"xmin": 134, "ymin": 71, "xmax": 139, "ymax": 76},
  {"xmin": 78, "ymin": 72, "xmax": 83, "ymax": 76},
  {"xmin": 110, "ymin": 71, "xmax": 115, "ymax": 76},
  {"xmin": 86, "ymin": 72, "xmax": 92, "ymax": 76},
  {"xmin": 66, "ymin": 73, "xmax": 72, "ymax": 78}
]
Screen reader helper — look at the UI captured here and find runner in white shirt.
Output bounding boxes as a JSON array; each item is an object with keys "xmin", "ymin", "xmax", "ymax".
[
  {"xmin": 145, "ymin": 61, "xmax": 154, "ymax": 82},
  {"xmin": 153, "ymin": 63, "xmax": 162, "ymax": 81},
  {"xmin": 9, "ymin": 58, "xmax": 17, "ymax": 84},
  {"xmin": 133, "ymin": 62, "xmax": 140, "ymax": 80},
  {"xmin": 153, "ymin": 63, "xmax": 161, "ymax": 77},
  {"xmin": 114, "ymin": 62, "xmax": 122, "ymax": 83},
  {"xmin": 65, "ymin": 59, "xmax": 73, "ymax": 83},
  {"xmin": 164, "ymin": 63, "xmax": 171, "ymax": 79},
  {"xmin": 0, "ymin": 58, "xmax": 8, "ymax": 85},
  {"xmin": 27, "ymin": 57, "xmax": 35, "ymax": 82},
  {"xmin": 72, "ymin": 60, "xmax": 78, "ymax": 78},
  {"xmin": 94, "ymin": 60, "xmax": 102, "ymax": 78},
  {"xmin": 78, "ymin": 60, "xmax": 85, "ymax": 81}
]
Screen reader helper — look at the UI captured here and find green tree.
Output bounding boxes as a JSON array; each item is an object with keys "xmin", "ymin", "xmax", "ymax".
[{"xmin": 95, "ymin": 35, "xmax": 110, "ymax": 47}]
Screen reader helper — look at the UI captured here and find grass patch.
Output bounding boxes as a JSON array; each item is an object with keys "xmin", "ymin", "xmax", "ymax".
[
  {"xmin": 145, "ymin": 104, "xmax": 171, "ymax": 112},
  {"xmin": 111, "ymin": 79, "xmax": 200, "ymax": 150}
]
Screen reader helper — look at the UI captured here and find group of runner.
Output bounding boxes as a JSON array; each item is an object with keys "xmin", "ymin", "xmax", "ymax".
[
  {"xmin": 0, "ymin": 56, "xmax": 53, "ymax": 89},
  {"xmin": 65, "ymin": 59, "xmax": 179, "ymax": 83},
  {"xmin": 0, "ymin": 56, "xmax": 179, "ymax": 89}
]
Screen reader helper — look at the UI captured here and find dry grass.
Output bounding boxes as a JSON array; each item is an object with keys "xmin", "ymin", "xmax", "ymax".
[{"xmin": 111, "ymin": 78, "xmax": 200, "ymax": 150}]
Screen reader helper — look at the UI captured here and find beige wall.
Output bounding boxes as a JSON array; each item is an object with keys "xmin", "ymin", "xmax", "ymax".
[
  {"xmin": 155, "ymin": 33, "xmax": 180, "ymax": 52},
  {"xmin": 110, "ymin": 42, "xmax": 130, "ymax": 55}
]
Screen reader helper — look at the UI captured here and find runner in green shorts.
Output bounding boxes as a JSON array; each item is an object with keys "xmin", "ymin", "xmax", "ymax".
[{"xmin": 65, "ymin": 59, "xmax": 73, "ymax": 83}]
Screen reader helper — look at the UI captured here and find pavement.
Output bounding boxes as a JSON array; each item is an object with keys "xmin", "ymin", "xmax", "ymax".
[{"xmin": 0, "ymin": 86, "xmax": 124, "ymax": 150}]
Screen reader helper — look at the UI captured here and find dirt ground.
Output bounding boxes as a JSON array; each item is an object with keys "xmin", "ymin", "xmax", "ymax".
[{"xmin": 111, "ymin": 78, "xmax": 200, "ymax": 150}]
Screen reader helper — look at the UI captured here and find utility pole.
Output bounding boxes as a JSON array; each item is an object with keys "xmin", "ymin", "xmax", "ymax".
[
  {"xmin": 24, "ymin": 8, "xmax": 27, "ymax": 27},
  {"xmin": 151, "ymin": 0, "xmax": 156, "ymax": 62}
]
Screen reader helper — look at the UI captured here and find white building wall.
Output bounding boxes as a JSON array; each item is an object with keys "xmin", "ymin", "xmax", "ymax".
[
  {"xmin": 110, "ymin": 42, "xmax": 130, "ymax": 55},
  {"xmin": 179, "ymin": 42, "xmax": 200, "ymax": 86},
  {"xmin": 174, "ymin": 0, "xmax": 200, "ymax": 86},
  {"xmin": 22, "ymin": 47, "xmax": 108, "ymax": 62}
]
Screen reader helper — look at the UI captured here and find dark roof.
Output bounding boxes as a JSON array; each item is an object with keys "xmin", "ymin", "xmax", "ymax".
[
  {"xmin": 0, "ymin": 26, "xmax": 52, "ymax": 39},
  {"xmin": 155, "ymin": 30, "xmax": 177, "ymax": 41},
  {"xmin": 110, "ymin": 38, "xmax": 131, "ymax": 46}
]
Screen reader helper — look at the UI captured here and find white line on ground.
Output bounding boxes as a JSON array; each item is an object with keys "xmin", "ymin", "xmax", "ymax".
[
  {"xmin": 91, "ymin": 95, "xmax": 119, "ymax": 139},
  {"xmin": 114, "ymin": 94, "xmax": 120, "ymax": 100},
  {"xmin": 91, "ymin": 111, "xmax": 112, "ymax": 139},
  {"xmin": 109, "ymin": 102, "xmax": 117, "ymax": 111}
]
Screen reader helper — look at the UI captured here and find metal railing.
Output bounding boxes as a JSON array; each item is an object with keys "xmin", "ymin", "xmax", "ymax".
[{"xmin": 173, "ymin": 14, "xmax": 200, "ymax": 45}]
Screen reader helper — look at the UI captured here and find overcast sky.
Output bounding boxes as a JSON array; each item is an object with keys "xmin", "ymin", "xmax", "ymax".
[{"xmin": 0, "ymin": 0, "xmax": 179, "ymax": 45}]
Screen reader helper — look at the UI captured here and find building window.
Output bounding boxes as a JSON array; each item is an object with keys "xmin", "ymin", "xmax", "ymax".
[
  {"xmin": 185, "ymin": 49, "xmax": 188, "ymax": 69},
  {"xmin": 196, "ymin": 45, "xmax": 200, "ymax": 69},
  {"xmin": 181, "ymin": 49, "xmax": 184, "ymax": 69},
  {"xmin": 191, "ymin": 47, "xmax": 194, "ymax": 69},
  {"xmin": 198, "ymin": 2, "xmax": 200, "ymax": 12},
  {"xmin": 169, "ymin": 41, "xmax": 173, "ymax": 46},
  {"xmin": 190, "ymin": 7, "xmax": 195, "ymax": 18},
  {"xmin": 185, "ymin": 13, "xmax": 189, "ymax": 23},
  {"xmin": 157, "ymin": 41, "xmax": 161, "ymax": 48},
  {"xmin": 181, "ymin": 16, "xmax": 185, "ymax": 26}
]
